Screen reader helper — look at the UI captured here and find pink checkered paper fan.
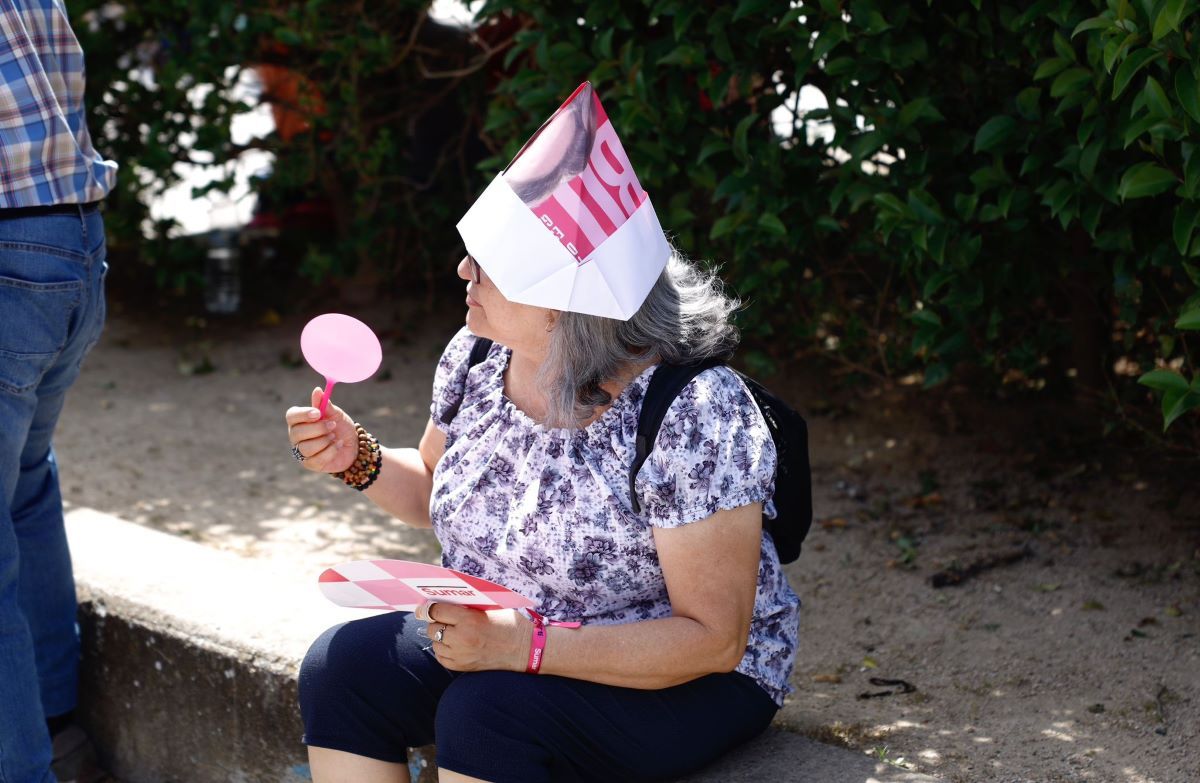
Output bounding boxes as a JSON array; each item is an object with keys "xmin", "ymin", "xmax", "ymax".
[
  {"xmin": 318, "ymin": 559, "xmax": 537, "ymax": 612},
  {"xmin": 457, "ymin": 81, "xmax": 670, "ymax": 321}
]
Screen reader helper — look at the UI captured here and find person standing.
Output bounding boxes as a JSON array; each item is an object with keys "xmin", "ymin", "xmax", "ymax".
[{"xmin": 1, "ymin": 1, "xmax": 116, "ymax": 780}]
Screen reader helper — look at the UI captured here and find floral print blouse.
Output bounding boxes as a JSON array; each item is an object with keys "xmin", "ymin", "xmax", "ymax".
[{"xmin": 428, "ymin": 327, "xmax": 799, "ymax": 705}]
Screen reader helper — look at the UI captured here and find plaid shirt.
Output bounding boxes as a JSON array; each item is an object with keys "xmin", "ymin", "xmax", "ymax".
[{"xmin": 0, "ymin": 0, "xmax": 116, "ymax": 207}]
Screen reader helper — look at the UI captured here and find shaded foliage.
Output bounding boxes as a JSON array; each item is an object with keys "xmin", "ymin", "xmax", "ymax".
[
  {"xmin": 72, "ymin": 0, "xmax": 1200, "ymax": 441},
  {"xmin": 476, "ymin": 0, "xmax": 1199, "ymax": 440},
  {"xmin": 72, "ymin": 0, "xmax": 494, "ymax": 294}
]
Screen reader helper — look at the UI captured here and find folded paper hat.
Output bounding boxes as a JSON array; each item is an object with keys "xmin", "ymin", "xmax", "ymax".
[{"xmin": 457, "ymin": 82, "xmax": 670, "ymax": 320}]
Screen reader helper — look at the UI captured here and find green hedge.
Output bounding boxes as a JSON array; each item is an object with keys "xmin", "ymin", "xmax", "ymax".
[
  {"xmin": 73, "ymin": 0, "xmax": 1200, "ymax": 439},
  {"xmin": 72, "ymin": 0, "xmax": 486, "ymax": 291},
  {"xmin": 475, "ymin": 0, "xmax": 1199, "ymax": 436}
]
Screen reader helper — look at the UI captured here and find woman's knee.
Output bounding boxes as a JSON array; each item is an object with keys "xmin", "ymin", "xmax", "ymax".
[
  {"xmin": 434, "ymin": 672, "xmax": 557, "ymax": 779},
  {"xmin": 436, "ymin": 671, "xmax": 527, "ymax": 722},
  {"xmin": 298, "ymin": 613, "xmax": 430, "ymax": 716},
  {"xmin": 298, "ymin": 622, "xmax": 352, "ymax": 715},
  {"xmin": 299, "ymin": 613, "xmax": 448, "ymax": 755}
]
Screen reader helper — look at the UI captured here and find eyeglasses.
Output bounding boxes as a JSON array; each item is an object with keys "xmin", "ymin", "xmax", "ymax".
[{"xmin": 466, "ymin": 254, "xmax": 482, "ymax": 284}]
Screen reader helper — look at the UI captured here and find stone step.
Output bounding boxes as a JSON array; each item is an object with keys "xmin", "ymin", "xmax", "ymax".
[{"xmin": 66, "ymin": 508, "xmax": 937, "ymax": 783}]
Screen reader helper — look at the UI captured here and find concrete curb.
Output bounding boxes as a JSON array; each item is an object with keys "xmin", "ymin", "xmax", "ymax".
[{"xmin": 66, "ymin": 508, "xmax": 937, "ymax": 783}]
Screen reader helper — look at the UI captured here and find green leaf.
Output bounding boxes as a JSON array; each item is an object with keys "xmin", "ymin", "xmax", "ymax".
[
  {"xmin": 273, "ymin": 27, "xmax": 302, "ymax": 46},
  {"xmin": 673, "ymin": 7, "xmax": 702, "ymax": 39},
  {"xmin": 1163, "ymin": 390, "xmax": 1200, "ymax": 430},
  {"xmin": 863, "ymin": 10, "xmax": 891, "ymax": 34},
  {"xmin": 1144, "ymin": 76, "xmax": 1172, "ymax": 117},
  {"xmin": 710, "ymin": 213, "xmax": 741, "ymax": 240},
  {"xmin": 1081, "ymin": 200, "xmax": 1103, "ymax": 236},
  {"xmin": 813, "ymin": 23, "xmax": 846, "ymax": 61},
  {"xmin": 1174, "ymin": 203, "xmax": 1200, "ymax": 254},
  {"xmin": 899, "ymin": 97, "xmax": 944, "ymax": 127},
  {"xmin": 1053, "ymin": 31, "xmax": 1077, "ymax": 61},
  {"xmin": 824, "ymin": 56, "xmax": 856, "ymax": 76},
  {"xmin": 732, "ymin": 113, "xmax": 758, "ymax": 162},
  {"xmin": 923, "ymin": 362, "xmax": 951, "ymax": 388},
  {"xmin": 757, "ymin": 212, "xmax": 787, "ymax": 237},
  {"xmin": 1176, "ymin": 68, "xmax": 1200, "ymax": 124},
  {"xmin": 1152, "ymin": 0, "xmax": 1189, "ymax": 41},
  {"xmin": 814, "ymin": 215, "xmax": 842, "ymax": 233},
  {"xmin": 974, "ymin": 115, "xmax": 1017, "ymax": 152},
  {"xmin": 1123, "ymin": 113, "xmax": 1163, "ymax": 147},
  {"xmin": 1055, "ymin": 91, "xmax": 1090, "ymax": 116},
  {"xmin": 907, "ymin": 189, "xmax": 945, "ymax": 224},
  {"xmin": 1103, "ymin": 31, "xmax": 1138, "ymax": 73},
  {"xmin": 1118, "ymin": 162, "xmax": 1178, "ymax": 199},
  {"xmin": 1183, "ymin": 260, "xmax": 1200, "ymax": 286},
  {"xmin": 1186, "ymin": 147, "xmax": 1200, "ymax": 198},
  {"xmin": 873, "ymin": 192, "xmax": 911, "ymax": 217},
  {"xmin": 733, "ymin": 0, "xmax": 770, "ymax": 22},
  {"xmin": 911, "ymin": 309, "xmax": 942, "ymax": 328},
  {"xmin": 954, "ymin": 193, "xmax": 979, "ymax": 219},
  {"xmin": 1015, "ymin": 87, "xmax": 1042, "ymax": 120},
  {"xmin": 928, "ymin": 226, "xmax": 950, "ymax": 264},
  {"xmin": 1034, "ymin": 58, "xmax": 1069, "ymax": 81},
  {"xmin": 1177, "ymin": 307, "xmax": 1200, "ymax": 330},
  {"xmin": 922, "ymin": 269, "xmax": 956, "ymax": 300},
  {"xmin": 1073, "ymin": 15, "xmax": 1115, "ymax": 38},
  {"xmin": 777, "ymin": 7, "xmax": 804, "ymax": 28},
  {"xmin": 697, "ymin": 138, "xmax": 730, "ymax": 164},
  {"xmin": 971, "ymin": 163, "xmax": 1011, "ymax": 191},
  {"xmin": 1139, "ymin": 368, "xmax": 1191, "ymax": 392},
  {"xmin": 1113, "ymin": 49, "xmax": 1163, "ymax": 99},
  {"xmin": 596, "ymin": 28, "xmax": 615, "ymax": 59},
  {"xmin": 1080, "ymin": 140, "xmax": 1103, "ymax": 180},
  {"xmin": 1051, "ymin": 67, "xmax": 1092, "ymax": 98},
  {"xmin": 658, "ymin": 44, "xmax": 702, "ymax": 66},
  {"xmin": 1042, "ymin": 179, "xmax": 1074, "ymax": 215},
  {"xmin": 997, "ymin": 186, "xmax": 1014, "ymax": 218},
  {"xmin": 1080, "ymin": 116, "xmax": 1099, "ymax": 146}
]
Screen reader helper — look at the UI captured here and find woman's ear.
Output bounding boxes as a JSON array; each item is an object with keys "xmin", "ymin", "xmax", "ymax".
[{"xmin": 545, "ymin": 310, "xmax": 561, "ymax": 332}]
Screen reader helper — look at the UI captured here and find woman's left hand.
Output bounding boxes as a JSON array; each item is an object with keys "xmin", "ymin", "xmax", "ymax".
[{"xmin": 421, "ymin": 602, "xmax": 530, "ymax": 672}]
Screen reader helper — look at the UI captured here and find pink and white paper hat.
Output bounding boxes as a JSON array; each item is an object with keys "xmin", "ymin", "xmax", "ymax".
[{"xmin": 457, "ymin": 82, "xmax": 670, "ymax": 321}]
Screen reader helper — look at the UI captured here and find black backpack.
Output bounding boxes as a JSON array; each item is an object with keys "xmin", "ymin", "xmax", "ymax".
[{"xmin": 444, "ymin": 338, "xmax": 813, "ymax": 564}]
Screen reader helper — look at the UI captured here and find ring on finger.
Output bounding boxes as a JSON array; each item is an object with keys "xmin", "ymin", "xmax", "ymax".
[
  {"xmin": 433, "ymin": 624, "xmax": 446, "ymax": 643},
  {"xmin": 291, "ymin": 444, "xmax": 306, "ymax": 462}
]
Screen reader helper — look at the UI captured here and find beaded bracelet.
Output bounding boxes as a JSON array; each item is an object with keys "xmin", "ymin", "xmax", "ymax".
[{"xmin": 334, "ymin": 423, "xmax": 382, "ymax": 491}]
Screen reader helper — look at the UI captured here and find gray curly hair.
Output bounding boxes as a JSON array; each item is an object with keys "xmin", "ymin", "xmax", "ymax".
[{"xmin": 537, "ymin": 251, "xmax": 741, "ymax": 428}]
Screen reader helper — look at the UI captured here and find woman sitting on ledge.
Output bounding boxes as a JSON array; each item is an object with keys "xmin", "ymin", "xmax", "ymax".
[{"xmin": 283, "ymin": 82, "xmax": 799, "ymax": 783}]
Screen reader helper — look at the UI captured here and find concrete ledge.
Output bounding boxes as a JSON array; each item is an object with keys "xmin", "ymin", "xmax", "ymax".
[
  {"xmin": 67, "ymin": 508, "xmax": 437, "ymax": 783},
  {"xmin": 67, "ymin": 508, "xmax": 936, "ymax": 783}
]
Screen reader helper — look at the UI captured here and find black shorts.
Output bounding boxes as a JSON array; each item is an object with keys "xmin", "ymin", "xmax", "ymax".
[{"xmin": 298, "ymin": 611, "xmax": 778, "ymax": 782}]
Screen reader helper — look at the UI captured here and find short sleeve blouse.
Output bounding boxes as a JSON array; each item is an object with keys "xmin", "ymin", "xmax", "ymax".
[{"xmin": 428, "ymin": 327, "xmax": 799, "ymax": 705}]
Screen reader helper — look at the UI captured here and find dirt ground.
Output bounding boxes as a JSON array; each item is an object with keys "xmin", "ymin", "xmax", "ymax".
[{"xmin": 54, "ymin": 297, "xmax": 1199, "ymax": 783}]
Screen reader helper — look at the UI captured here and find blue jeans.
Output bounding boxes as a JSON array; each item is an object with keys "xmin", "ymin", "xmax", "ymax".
[{"xmin": 0, "ymin": 205, "xmax": 107, "ymax": 783}]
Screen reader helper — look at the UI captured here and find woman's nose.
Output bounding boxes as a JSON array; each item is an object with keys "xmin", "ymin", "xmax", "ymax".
[{"xmin": 456, "ymin": 255, "xmax": 471, "ymax": 281}]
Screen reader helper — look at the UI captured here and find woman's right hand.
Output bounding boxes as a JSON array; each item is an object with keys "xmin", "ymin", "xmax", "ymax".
[{"xmin": 284, "ymin": 387, "xmax": 359, "ymax": 474}]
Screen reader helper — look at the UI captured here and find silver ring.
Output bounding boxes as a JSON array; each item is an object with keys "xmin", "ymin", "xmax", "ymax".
[
  {"xmin": 433, "ymin": 625, "xmax": 445, "ymax": 643},
  {"xmin": 291, "ymin": 444, "xmax": 306, "ymax": 462}
]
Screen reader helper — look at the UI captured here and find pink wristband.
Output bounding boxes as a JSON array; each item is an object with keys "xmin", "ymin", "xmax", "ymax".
[{"xmin": 524, "ymin": 610, "xmax": 580, "ymax": 675}]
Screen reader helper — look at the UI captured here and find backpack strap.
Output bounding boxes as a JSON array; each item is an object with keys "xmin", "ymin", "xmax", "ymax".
[
  {"xmin": 628, "ymin": 357, "xmax": 724, "ymax": 514},
  {"xmin": 438, "ymin": 337, "xmax": 494, "ymax": 426}
]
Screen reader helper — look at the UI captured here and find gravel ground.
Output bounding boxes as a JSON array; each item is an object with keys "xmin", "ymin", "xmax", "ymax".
[{"xmin": 54, "ymin": 298, "xmax": 1200, "ymax": 783}]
